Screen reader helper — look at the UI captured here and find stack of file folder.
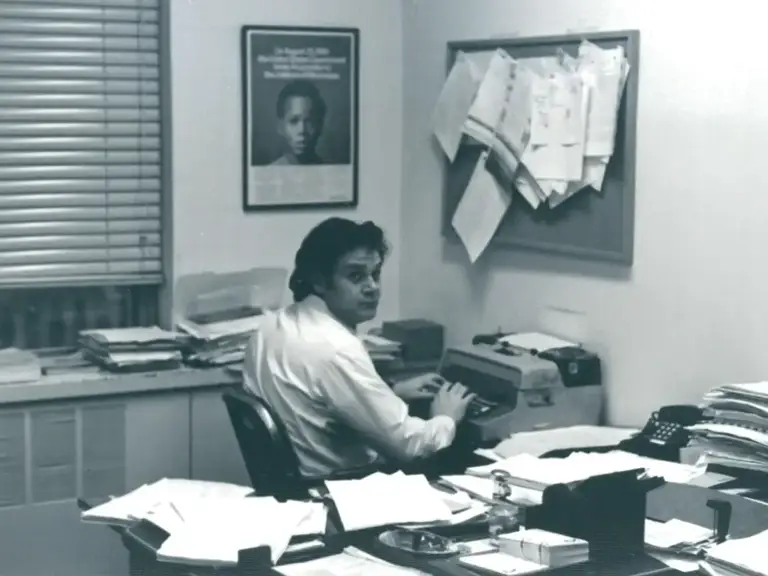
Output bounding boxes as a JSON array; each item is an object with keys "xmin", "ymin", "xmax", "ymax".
[
  {"xmin": 79, "ymin": 327, "xmax": 185, "ymax": 372},
  {"xmin": 689, "ymin": 382, "xmax": 768, "ymax": 474},
  {"xmin": 176, "ymin": 312, "xmax": 265, "ymax": 367},
  {"xmin": 174, "ymin": 268, "xmax": 287, "ymax": 367}
]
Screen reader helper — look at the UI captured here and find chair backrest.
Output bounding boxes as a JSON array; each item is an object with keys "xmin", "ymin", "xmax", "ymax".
[{"xmin": 222, "ymin": 389, "xmax": 304, "ymax": 495}]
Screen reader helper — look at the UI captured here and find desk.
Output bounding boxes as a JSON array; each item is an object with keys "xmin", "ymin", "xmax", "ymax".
[{"xmin": 100, "ymin": 484, "xmax": 754, "ymax": 576}]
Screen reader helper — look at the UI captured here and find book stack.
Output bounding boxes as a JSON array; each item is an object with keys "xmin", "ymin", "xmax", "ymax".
[
  {"xmin": 79, "ymin": 327, "xmax": 185, "ymax": 372},
  {"xmin": 498, "ymin": 529, "xmax": 589, "ymax": 567}
]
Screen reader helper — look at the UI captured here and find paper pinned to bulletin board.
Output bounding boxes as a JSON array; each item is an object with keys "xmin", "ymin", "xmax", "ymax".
[{"xmin": 432, "ymin": 39, "xmax": 630, "ymax": 263}]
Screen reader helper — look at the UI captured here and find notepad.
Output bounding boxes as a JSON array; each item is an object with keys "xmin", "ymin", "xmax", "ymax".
[
  {"xmin": 499, "ymin": 529, "xmax": 589, "ymax": 566},
  {"xmin": 459, "ymin": 551, "xmax": 545, "ymax": 575},
  {"xmin": 325, "ymin": 472, "xmax": 453, "ymax": 531}
]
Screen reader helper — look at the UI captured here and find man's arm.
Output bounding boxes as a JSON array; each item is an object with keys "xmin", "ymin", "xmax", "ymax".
[{"xmin": 318, "ymin": 348, "xmax": 456, "ymax": 462}]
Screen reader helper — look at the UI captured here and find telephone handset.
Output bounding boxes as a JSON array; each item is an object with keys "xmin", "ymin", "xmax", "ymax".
[{"xmin": 619, "ymin": 404, "xmax": 703, "ymax": 462}]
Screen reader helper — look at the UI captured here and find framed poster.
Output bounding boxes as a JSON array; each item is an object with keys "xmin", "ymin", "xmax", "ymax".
[{"xmin": 241, "ymin": 25, "xmax": 360, "ymax": 211}]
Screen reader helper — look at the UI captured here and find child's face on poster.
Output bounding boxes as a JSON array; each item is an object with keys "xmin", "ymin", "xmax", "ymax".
[{"xmin": 278, "ymin": 96, "xmax": 323, "ymax": 161}]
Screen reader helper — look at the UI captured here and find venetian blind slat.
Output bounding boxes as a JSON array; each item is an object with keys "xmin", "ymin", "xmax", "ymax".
[{"xmin": 0, "ymin": 0, "xmax": 163, "ymax": 288}]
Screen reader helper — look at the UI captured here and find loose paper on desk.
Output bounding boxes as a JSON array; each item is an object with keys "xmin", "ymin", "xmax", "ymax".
[
  {"xmin": 467, "ymin": 451, "xmax": 705, "ymax": 488},
  {"xmin": 277, "ymin": 546, "xmax": 425, "ymax": 576},
  {"xmin": 432, "ymin": 51, "xmax": 482, "ymax": 161},
  {"xmin": 156, "ymin": 497, "xmax": 310, "ymax": 566},
  {"xmin": 325, "ymin": 472, "xmax": 453, "ymax": 531},
  {"xmin": 492, "ymin": 426, "xmax": 638, "ymax": 459},
  {"xmin": 451, "ymin": 151, "xmax": 512, "ymax": 263},
  {"xmin": 703, "ymin": 527, "xmax": 768, "ymax": 576}
]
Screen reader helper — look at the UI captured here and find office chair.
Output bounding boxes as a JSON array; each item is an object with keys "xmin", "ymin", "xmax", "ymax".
[{"xmin": 222, "ymin": 389, "xmax": 380, "ymax": 499}]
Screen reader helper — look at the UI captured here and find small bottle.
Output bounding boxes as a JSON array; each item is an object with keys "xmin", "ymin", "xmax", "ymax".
[{"xmin": 488, "ymin": 470, "xmax": 521, "ymax": 546}]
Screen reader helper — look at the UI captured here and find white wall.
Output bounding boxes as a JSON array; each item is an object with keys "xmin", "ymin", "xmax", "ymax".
[
  {"xmin": 170, "ymin": 0, "xmax": 403, "ymax": 322},
  {"xmin": 401, "ymin": 0, "xmax": 768, "ymax": 425}
]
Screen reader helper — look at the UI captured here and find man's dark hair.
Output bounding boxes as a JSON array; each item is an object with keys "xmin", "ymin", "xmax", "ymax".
[
  {"xmin": 289, "ymin": 218, "xmax": 389, "ymax": 302},
  {"xmin": 276, "ymin": 80, "xmax": 327, "ymax": 123}
]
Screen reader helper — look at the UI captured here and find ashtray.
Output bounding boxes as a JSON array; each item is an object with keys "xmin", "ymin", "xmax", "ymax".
[{"xmin": 377, "ymin": 528, "xmax": 461, "ymax": 557}]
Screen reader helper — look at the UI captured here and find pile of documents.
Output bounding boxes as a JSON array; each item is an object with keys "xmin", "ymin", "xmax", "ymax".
[
  {"xmin": 432, "ymin": 40, "xmax": 630, "ymax": 263},
  {"xmin": 174, "ymin": 268, "xmax": 288, "ymax": 367},
  {"xmin": 79, "ymin": 326, "xmax": 185, "ymax": 372},
  {"xmin": 81, "ymin": 477, "xmax": 327, "ymax": 567},
  {"xmin": 643, "ymin": 518, "xmax": 714, "ymax": 573},
  {"xmin": 176, "ymin": 313, "xmax": 265, "ymax": 367},
  {"xmin": 0, "ymin": 347, "xmax": 41, "ymax": 384},
  {"xmin": 688, "ymin": 382, "xmax": 768, "ymax": 474}
]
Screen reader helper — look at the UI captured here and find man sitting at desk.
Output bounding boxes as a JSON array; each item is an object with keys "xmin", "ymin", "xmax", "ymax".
[{"xmin": 243, "ymin": 217, "xmax": 476, "ymax": 477}]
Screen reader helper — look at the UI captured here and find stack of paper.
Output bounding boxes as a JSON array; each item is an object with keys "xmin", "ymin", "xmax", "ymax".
[
  {"xmin": 361, "ymin": 333, "xmax": 403, "ymax": 364},
  {"xmin": 432, "ymin": 41, "xmax": 631, "ymax": 263},
  {"xmin": 174, "ymin": 267, "xmax": 287, "ymax": 367},
  {"xmin": 644, "ymin": 518, "xmax": 712, "ymax": 554},
  {"xmin": 703, "ymin": 528, "xmax": 768, "ymax": 576},
  {"xmin": 689, "ymin": 382, "xmax": 768, "ymax": 474},
  {"xmin": 0, "ymin": 347, "xmax": 41, "ymax": 384},
  {"xmin": 499, "ymin": 529, "xmax": 589, "ymax": 567},
  {"xmin": 81, "ymin": 477, "xmax": 328, "ymax": 567},
  {"xmin": 177, "ymin": 314, "xmax": 267, "ymax": 367},
  {"xmin": 79, "ymin": 326, "xmax": 185, "ymax": 372},
  {"xmin": 459, "ymin": 551, "xmax": 545, "ymax": 575},
  {"xmin": 325, "ymin": 472, "xmax": 453, "ymax": 531},
  {"xmin": 155, "ymin": 497, "xmax": 321, "ymax": 567}
]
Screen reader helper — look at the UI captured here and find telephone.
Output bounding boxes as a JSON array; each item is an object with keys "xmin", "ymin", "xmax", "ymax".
[{"xmin": 619, "ymin": 404, "xmax": 704, "ymax": 462}]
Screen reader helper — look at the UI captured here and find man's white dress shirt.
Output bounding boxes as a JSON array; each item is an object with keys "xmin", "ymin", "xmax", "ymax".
[{"xmin": 243, "ymin": 295, "xmax": 456, "ymax": 476}]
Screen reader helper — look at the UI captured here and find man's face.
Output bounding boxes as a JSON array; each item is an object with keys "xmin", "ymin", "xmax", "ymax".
[
  {"xmin": 278, "ymin": 96, "xmax": 321, "ymax": 161},
  {"xmin": 315, "ymin": 248, "xmax": 382, "ymax": 329}
]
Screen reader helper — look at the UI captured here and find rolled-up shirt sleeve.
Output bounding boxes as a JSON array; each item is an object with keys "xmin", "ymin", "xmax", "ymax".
[{"xmin": 319, "ymin": 346, "xmax": 456, "ymax": 462}]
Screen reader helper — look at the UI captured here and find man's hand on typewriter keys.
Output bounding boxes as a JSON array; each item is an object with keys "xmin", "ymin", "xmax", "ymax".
[{"xmin": 430, "ymin": 382, "xmax": 476, "ymax": 423}]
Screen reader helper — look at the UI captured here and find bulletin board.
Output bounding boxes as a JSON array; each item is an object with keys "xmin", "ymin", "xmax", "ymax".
[{"xmin": 443, "ymin": 30, "xmax": 640, "ymax": 265}]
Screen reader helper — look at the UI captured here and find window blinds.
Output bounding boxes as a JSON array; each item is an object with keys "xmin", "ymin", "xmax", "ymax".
[{"xmin": 0, "ymin": 0, "xmax": 164, "ymax": 287}]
